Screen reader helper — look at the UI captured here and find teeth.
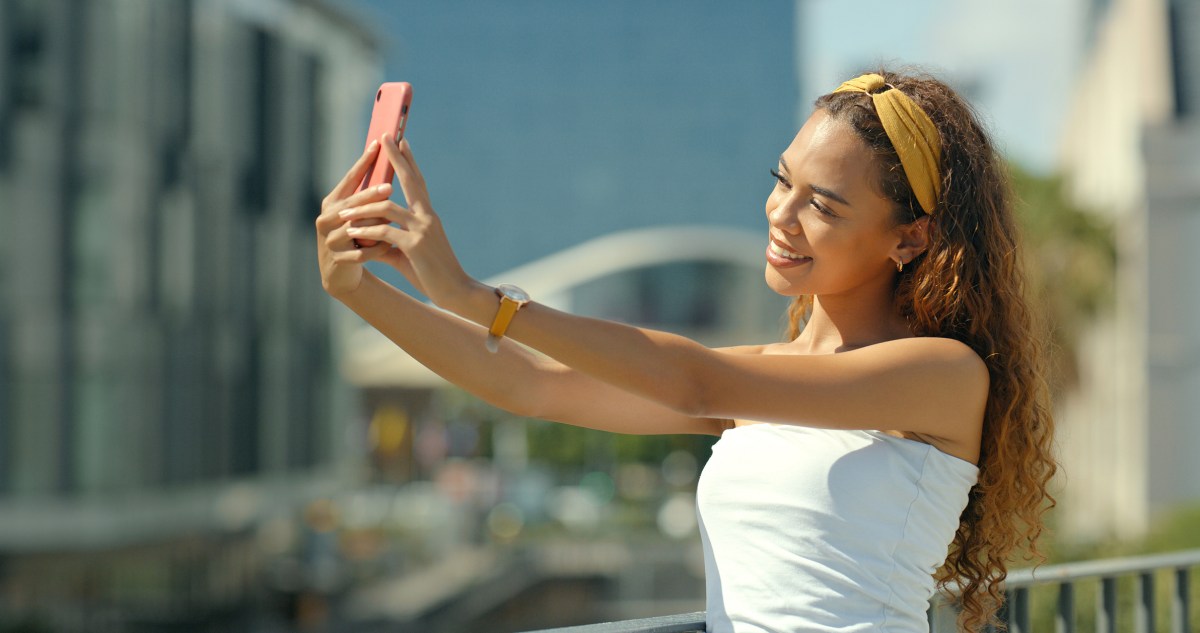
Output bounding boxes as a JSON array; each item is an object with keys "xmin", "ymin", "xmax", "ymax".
[{"xmin": 770, "ymin": 242, "xmax": 806, "ymax": 260}]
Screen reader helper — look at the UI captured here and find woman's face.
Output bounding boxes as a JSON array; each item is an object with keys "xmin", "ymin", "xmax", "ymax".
[{"xmin": 763, "ymin": 109, "xmax": 904, "ymax": 299}]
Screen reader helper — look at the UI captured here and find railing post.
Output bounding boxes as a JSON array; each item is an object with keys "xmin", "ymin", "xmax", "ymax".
[
  {"xmin": 1136, "ymin": 572, "xmax": 1155, "ymax": 633},
  {"xmin": 1057, "ymin": 582, "xmax": 1076, "ymax": 633},
  {"xmin": 1173, "ymin": 567, "xmax": 1191, "ymax": 633},
  {"xmin": 1008, "ymin": 587, "xmax": 1031, "ymax": 633},
  {"xmin": 1097, "ymin": 576, "xmax": 1117, "ymax": 633}
]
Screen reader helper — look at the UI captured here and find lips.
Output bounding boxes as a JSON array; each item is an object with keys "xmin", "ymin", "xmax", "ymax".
[{"xmin": 766, "ymin": 238, "xmax": 811, "ymax": 268}]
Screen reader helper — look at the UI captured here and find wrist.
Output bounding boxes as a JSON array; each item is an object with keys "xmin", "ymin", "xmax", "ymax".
[
  {"xmin": 334, "ymin": 270, "xmax": 380, "ymax": 305},
  {"xmin": 483, "ymin": 283, "xmax": 532, "ymax": 352},
  {"xmin": 446, "ymin": 279, "xmax": 496, "ymax": 322}
]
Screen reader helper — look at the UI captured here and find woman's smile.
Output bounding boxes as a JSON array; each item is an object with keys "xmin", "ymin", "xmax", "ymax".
[{"xmin": 766, "ymin": 238, "xmax": 812, "ymax": 268}]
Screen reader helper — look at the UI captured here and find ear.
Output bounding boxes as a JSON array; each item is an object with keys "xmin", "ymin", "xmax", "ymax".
[{"xmin": 891, "ymin": 216, "xmax": 930, "ymax": 268}]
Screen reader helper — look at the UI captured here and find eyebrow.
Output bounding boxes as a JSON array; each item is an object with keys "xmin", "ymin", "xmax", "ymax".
[{"xmin": 779, "ymin": 155, "xmax": 852, "ymax": 207}]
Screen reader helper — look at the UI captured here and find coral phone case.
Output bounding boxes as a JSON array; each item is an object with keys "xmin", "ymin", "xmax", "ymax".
[{"xmin": 360, "ymin": 82, "xmax": 413, "ymax": 191}]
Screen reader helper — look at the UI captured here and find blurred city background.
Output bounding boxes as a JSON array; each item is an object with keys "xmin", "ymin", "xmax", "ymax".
[{"xmin": 0, "ymin": 0, "xmax": 1198, "ymax": 631}]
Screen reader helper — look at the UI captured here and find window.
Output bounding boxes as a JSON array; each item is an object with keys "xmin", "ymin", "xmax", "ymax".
[{"xmin": 240, "ymin": 27, "xmax": 280, "ymax": 213}]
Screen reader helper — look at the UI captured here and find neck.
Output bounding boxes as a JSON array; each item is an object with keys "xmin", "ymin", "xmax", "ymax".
[{"xmin": 792, "ymin": 283, "xmax": 911, "ymax": 354}]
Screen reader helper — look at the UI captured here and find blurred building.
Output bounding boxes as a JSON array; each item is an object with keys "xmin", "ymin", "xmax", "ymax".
[
  {"xmin": 1057, "ymin": 0, "xmax": 1200, "ymax": 540},
  {"xmin": 0, "ymin": 0, "xmax": 378, "ymax": 629}
]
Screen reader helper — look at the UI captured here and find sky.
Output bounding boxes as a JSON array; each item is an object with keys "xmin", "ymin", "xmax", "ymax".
[{"xmin": 801, "ymin": 0, "xmax": 1091, "ymax": 172}]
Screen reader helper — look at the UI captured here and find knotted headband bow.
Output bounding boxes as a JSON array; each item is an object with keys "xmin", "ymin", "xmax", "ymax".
[{"xmin": 833, "ymin": 73, "xmax": 942, "ymax": 215}]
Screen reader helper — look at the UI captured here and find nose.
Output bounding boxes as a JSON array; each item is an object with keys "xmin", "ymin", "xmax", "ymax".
[{"xmin": 767, "ymin": 197, "xmax": 802, "ymax": 235}]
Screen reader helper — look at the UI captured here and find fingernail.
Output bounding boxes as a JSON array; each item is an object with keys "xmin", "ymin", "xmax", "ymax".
[
  {"xmin": 346, "ymin": 227, "xmax": 361, "ymax": 235},
  {"xmin": 376, "ymin": 184, "xmax": 391, "ymax": 194},
  {"xmin": 339, "ymin": 207, "xmax": 355, "ymax": 218},
  {"xmin": 368, "ymin": 140, "xmax": 378, "ymax": 151}
]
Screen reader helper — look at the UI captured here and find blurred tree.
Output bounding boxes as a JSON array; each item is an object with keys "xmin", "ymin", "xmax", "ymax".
[{"xmin": 1009, "ymin": 164, "xmax": 1117, "ymax": 391}]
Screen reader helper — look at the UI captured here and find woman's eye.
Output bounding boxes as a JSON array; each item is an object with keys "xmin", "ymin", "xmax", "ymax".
[
  {"xmin": 769, "ymin": 168, "xmax": 790, "ymax": 189},
  {"xmin": 810, "ymin": 198, "xmax": 837, "ymax": 217}
]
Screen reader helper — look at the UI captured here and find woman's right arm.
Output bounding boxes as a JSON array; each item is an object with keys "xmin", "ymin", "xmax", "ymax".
[{"xmin": 339, "ymin": 272, "xmax": 732, "ymax": 436}]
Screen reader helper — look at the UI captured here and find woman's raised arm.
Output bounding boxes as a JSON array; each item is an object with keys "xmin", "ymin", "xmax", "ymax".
[{"xmin": 315, "ymin": 141, "xmax": 733, "ymax": 436}]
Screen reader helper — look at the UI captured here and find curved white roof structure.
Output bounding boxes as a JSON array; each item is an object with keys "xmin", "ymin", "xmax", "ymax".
[{"xmin": 341, "ymin": 225, "xmax": 767, "ymax": 388}]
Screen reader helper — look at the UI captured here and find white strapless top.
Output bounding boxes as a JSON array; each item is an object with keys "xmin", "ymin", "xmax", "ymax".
[{"xmin": 695, "ymin": 424, "xmax": 978, "ymax": 633}]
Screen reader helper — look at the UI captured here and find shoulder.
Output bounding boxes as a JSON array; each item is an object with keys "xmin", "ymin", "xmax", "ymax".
[
  {"xmin": 859, "ymin": 337, "xmax": 991, "ymax": 426},
  {"xmin": 863, "ymin": 336, "xmax": 988, "ymax": 386},
  {"xmin": 875, "ymin": 336, "xmax": 985, "ymax": 365}
]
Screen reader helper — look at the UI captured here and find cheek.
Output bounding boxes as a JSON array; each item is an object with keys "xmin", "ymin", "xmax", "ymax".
[{"xmin": 797, "ymin": 214, "xmax": 833, "ymax": 242}]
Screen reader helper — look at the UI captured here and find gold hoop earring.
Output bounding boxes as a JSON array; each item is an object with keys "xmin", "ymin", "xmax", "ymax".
[{"xmin": 896, "ymin": 259, "xmax": 904, "ymax": 273}]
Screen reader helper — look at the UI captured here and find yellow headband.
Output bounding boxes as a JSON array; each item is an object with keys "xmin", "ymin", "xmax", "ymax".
[{"xmin": 832, "ymin": 73, "xmax": 942, "ymax": 215}]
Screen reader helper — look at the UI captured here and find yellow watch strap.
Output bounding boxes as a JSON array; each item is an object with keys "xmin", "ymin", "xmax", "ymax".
[{"xmin": 488, "ymin": 297, "xmax": 521, "ymax": 339}]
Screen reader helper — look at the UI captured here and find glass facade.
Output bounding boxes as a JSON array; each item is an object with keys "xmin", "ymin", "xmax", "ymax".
[
  {"xmin": 0, "ymin": 0, "xmax": 374, "ymax": 495},
  {"xmin": 0, "ymin": 0, "xmax": 378, "ymax": 628}
]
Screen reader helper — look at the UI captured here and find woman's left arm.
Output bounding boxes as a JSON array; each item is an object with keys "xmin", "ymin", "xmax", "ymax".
[
  {"xmin": 447, "ymin": 288, "xmax": 988, "ymax": 437},
  {"xmin": 342, "ymin": 134, "xmax": 989, "ymax": 441}
]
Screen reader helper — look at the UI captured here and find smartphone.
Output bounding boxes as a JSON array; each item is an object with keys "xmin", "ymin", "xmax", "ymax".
[
  {"xmin": 360, "ymin": 82, "xmax": 413, "ymax": 191},
  {"xmin": 355, "ymin": 82, "xmax": 413, "ymax": 246}
]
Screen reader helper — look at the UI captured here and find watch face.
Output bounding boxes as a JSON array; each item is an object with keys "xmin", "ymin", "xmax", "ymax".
[{"xmin": 497, "ymin": 284, "xmax": 530, "ymax": 303}]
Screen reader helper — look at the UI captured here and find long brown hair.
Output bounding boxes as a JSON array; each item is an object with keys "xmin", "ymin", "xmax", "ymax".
[{"xmin": 786, "ymin": 68, "xmax": 1057, "ymax": 631}]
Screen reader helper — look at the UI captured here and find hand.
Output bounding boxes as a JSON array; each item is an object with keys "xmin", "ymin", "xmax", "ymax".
[
  {"xmin": 314, "ymin": 140, "xmax": 396, "ymax": 298},
  {"xmin": 338, "ymin": 133, "xmax": 473, "ymax": 309}
]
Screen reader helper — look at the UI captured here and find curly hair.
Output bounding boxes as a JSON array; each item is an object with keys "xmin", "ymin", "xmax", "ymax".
[{"xmin": 784, "ymin": 68, "xmax": 1058, "ymax": 632}]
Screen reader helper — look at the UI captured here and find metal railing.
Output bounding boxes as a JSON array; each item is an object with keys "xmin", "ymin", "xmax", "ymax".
[
  {"xmin": 527, "ymin": 548, "xmax": 1200, "ymax": 633},
  {"xmin": 986, "ymin": 548, "xmax": 1200, "ymax": 633}
]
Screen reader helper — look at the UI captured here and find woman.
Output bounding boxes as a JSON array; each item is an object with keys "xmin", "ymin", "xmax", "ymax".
[{"xmin": 314, "ymin": 69, "xmax": 1057, "ymax": 632}]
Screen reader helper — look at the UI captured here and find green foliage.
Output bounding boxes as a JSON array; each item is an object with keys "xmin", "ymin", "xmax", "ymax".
[
  {"xmin": 433, "ymin": 387, "xmax": 718, "ymax": 472},
  {"xmin": 1141, "ymin": 504, "xmax": 1200, "ymax": 553},
  {"xmin": 1008, "ymin": 164, "xmax": 1118, "ymax": 389},
  {"xmin": 0, "ymin": 618, "xmax": 55, "ymax": 633}
]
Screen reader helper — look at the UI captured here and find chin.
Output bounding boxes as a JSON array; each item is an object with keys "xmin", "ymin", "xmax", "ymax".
[{"xmin": 764, "ymin": 266, "xmax": 809, "ymax": 297}]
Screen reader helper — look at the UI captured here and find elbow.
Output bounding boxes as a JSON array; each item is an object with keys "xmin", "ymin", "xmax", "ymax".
[
  {"xmin": 663, "ymin": 350, "xmax": 717, "ymax": 418},
  {"xmin": 677, "ymin": 395, "xmax": 710, "ymax": 419},
  {"xmin": 671, "ymin": 373, "xmax": 712, "ymax": 419}
]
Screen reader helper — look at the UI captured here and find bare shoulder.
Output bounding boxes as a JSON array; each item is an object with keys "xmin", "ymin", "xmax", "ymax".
[
  {"xmin": 867, "ymin": 336, "xmax": 987, "ymax": 379},
  {"xmin": 865, "ymin": 337, "xmax": 988, "ymax": 459}
]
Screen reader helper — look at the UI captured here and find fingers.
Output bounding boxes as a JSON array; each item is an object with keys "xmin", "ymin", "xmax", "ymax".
[
  {"xmin": 338, "ymin": 200, "xmax": 416, "ymax": 228},
  {"xmin": 326, "ymin": 220, "xmax": 389, "ymax": 255},
  {"xmin": 331, "ymin": 242, "xmax": 391, "ymax": 264},
  {"xmin": 380, "ymin": 134, "xmax": 431, "ymax": 215},
  {"xmin": 316, "ymin": 182, "xmax": 393, "ymax": 234},
  {"xmin": 325, "ymin": 140, "xmax": 382, "ymax": 206},
  {"xmin": 325, "ymin": 200, "xmax": 415, "ymax": 251},
  {"xmin": 345, "ymin": 222, "xmax": 407, "ymax": 249}
]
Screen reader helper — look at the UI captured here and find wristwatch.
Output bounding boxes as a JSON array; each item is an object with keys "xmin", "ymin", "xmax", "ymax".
[{"xmin": 486, "ymin": 284, "xmax": 531, "ymax": 353}]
